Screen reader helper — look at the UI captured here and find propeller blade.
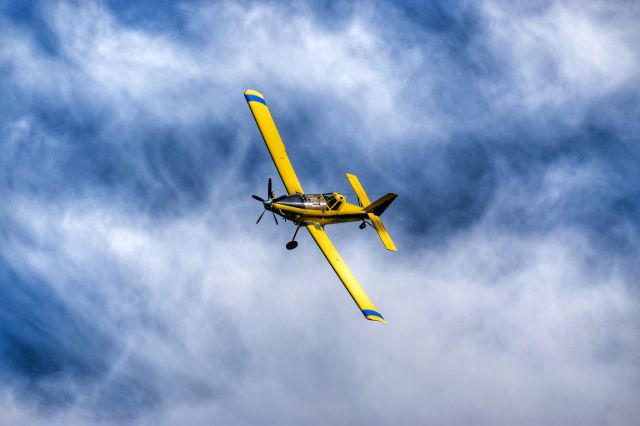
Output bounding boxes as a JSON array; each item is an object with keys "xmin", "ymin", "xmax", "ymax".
[
  {"xmin": 256, "ymin": 210, "xmax": 266, "ymax": 224},
  {"xmin": 268, "ymin": 178, "xmax": 274, "ymax": 199},
  {"xmin": 252, "ymin": 195, "xmax": 265, "ymax": 202},
  {"xmin": 272, "ymin": 212, "xmax": 278, "ymax": 225}
]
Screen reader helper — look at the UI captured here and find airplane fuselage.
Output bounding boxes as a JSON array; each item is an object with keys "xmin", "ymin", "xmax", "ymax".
[{"xmin": 265, "ymin": 192, "xmax": 368, "ymax": 226}]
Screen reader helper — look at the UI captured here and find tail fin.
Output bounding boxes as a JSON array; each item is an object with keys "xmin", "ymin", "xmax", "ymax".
[
  {"xmin": 346, "ymin": 174, "xmax": 398, "ymax": 251},
  {"xmin": 364, "ymin": 193, "xmax": 397, "ymax": 216}
]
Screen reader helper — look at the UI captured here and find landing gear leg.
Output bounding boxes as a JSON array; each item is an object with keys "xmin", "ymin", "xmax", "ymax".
[{"xmin": 286, "ymin": 225, "xmax": 301, "ymax": 250}]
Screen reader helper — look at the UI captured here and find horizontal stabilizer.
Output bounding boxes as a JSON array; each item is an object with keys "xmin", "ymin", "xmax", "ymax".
[
  {"xmin": 346, "ymin": 173, "xmax": 371, "ymax": 206},
  {"xmin": 369, "ymin": 214, "xmax": 397, "ymax": 251},
  {"xmin": 346, "ymin": 173, "xmax": 398, "ymax": 251}
]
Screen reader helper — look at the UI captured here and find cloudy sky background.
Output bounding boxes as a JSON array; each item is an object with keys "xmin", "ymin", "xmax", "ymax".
[{"xmin": 1, "ymin": 0, "xmax": 639, "ymax": 424}]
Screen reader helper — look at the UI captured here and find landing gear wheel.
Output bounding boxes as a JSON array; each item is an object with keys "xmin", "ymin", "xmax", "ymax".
[
  {"xmin": 359, "ymin": 222, "xmax": 366, "ymax": 229},
  {"xmin": 286, "ymin": 225, "xmax": 302, "ymax": 250}
]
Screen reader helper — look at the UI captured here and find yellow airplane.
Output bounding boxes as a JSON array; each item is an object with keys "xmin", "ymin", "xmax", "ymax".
[{"xmin": 245, "ymin": 89, "xmax": 397, "ymax": 324}]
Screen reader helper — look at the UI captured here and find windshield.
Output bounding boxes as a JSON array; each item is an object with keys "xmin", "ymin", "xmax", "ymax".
[{"xmin": 323, "ymin": 193, "xmax": 344, "ymax": 210}]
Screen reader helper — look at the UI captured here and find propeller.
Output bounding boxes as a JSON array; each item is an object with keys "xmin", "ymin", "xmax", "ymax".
[
  {"xmin": 252, "ymin": 178, "xmax": 279, "ymax": 225},
  {"xmin": 268, "ymin": 177, "xmax": 275, "ymax": 199}
]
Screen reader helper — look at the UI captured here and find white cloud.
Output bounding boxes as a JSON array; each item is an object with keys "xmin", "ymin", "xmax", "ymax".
[
  {"xmin": 2, "ymin": 194, "xmax": 639, "ymax": 425},
  {"xmin": 482, "ymin": 1, "xmax": 640, "ymax": 115},
  {"xmin": 2, "ymin": 1, "xmax": 436, "ymax": 145},
  {"xmin": 2, "ymin": 1, "xmax": 640, "ymax": 424},
  {"xmin": 4, "ymin": 0, "xmax": 639, "ymax": 148}
]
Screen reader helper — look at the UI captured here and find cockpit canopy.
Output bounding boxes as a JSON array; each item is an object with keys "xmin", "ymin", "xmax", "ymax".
[
  {"xmin": 323, "ymin": 192, "xmax": 346, "ymax": 210},
  {"xmin": 275, "ymin": 193, "xmax": 348, "ymax": 211}
]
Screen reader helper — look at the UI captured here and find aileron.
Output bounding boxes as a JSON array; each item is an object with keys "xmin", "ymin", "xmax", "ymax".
[
  {"xmin": 244, "ymin": 90, "xmax": 304, "ymax": 195},
  {"xmin": 306, "ymin": 225, "xmax": 386, "ymax": 323}
]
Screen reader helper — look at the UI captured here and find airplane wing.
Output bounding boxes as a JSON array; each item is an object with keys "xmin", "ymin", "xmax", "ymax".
[
  {"xmin": 244, "ymin": 89, "xmax": 304, "ymax": 195},
  {"xmin": 306, "ymin": 225, "xmax": 387, "ymax": 323}
]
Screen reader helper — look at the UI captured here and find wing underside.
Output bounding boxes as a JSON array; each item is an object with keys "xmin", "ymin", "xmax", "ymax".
[
  {"xmin": 306, "ymin": 225, "xmax": 386, "ymax": 323},
  {"xmin": 244, "ymin": 90, "xmax": 304, "ymax": 195}
]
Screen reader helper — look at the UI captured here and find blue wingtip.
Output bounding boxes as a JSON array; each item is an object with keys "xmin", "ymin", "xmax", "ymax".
[
  {"xmin": 362, "ymin": 309, "xmax": 387, "ymax": 323},
  {"xmin": 244, "ymin": 90, "xmax": 266, "ymax": 105}
]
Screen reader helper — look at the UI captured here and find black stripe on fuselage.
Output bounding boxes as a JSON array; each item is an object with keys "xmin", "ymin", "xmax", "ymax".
[{"xmin": 278, "ymin": 212, "xmax": 367, "ymax": 220}]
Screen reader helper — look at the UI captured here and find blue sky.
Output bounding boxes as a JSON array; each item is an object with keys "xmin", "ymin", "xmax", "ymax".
[{"xmin": 1, "ymin": 1, "xmax": 639, "ymax": 424}]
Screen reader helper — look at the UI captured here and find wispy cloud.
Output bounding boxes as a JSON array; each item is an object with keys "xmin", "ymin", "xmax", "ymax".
[{"xmin": 1, "ymin": 0, "xmax": 639, "ymax": 424}]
